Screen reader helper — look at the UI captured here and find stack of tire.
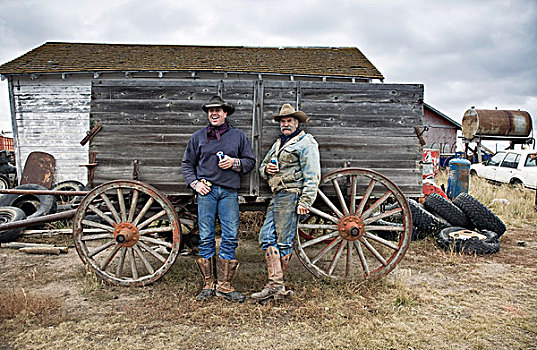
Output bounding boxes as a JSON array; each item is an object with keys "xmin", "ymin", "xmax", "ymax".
[
  {"xmin": 409, "ymin": 193, "xmax": 505, "ymax": 255},
  {"xmin": 0, "ymin": 180, "xmax": 86, "ymax": 243}
]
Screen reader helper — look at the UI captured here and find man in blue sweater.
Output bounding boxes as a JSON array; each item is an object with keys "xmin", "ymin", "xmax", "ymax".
[{"xmin": 182, "ymin": 96, "xmax": 255, "ymax": 303}]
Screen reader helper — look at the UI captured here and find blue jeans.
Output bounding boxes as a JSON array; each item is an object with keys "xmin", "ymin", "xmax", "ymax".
[
  {"xmin": 259, "ymin": 191, "xmax": 299, "ymax": 257},
  {"xmin": 197, "ymin": 185, "xmax": 239, "ymax": 260}
]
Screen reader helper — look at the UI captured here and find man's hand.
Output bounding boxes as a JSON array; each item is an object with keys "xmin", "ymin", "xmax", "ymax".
[
  {"xmin": 193, "ymin": 181, "xmax": 211, "ymax": 195},
  {"xmin": 297, "ymin": 204, "xmax": 309, "ymax": 215},
  {"xmin": 218, "ymin": 155, "xmax": 234, "ymax": 170},
  {"xmin": 266, "ymin": 162, "xmax": 279, "ymax": 175}
]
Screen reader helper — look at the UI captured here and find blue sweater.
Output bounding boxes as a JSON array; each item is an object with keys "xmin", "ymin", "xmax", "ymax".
[{"xmin": 181, "ymin": 125, "xmax": 255, "ymax": 190}]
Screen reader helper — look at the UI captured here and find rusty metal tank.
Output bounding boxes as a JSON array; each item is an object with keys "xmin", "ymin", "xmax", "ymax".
[{"xmin": 462, "ymin": 108, "xmax": 533, "ymax": 140}]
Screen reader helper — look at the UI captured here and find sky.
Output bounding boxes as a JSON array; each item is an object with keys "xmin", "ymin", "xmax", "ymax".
[{"xmin": 0, "ymin": 0, "xmax": 536, "ymax": 147}]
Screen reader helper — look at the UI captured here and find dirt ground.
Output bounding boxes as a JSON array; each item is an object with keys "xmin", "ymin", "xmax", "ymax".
[{"xmin": 1, "ymin": 225, "xmax": 536, "ymax": 350}]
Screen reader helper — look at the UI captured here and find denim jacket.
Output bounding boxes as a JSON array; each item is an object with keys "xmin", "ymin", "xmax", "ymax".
[{"xmin": 260, "ymin": 131, "xmax": 321, "ymax": 208}]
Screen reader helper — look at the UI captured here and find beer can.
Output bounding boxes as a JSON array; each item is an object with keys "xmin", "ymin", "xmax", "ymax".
[
  {"xmin": 270, "ymin": 157, "xmax": 278, "ymax": 168},
  {"xmin": 216, "ymin": 151, "xmax": 225, "ymax": 161}
]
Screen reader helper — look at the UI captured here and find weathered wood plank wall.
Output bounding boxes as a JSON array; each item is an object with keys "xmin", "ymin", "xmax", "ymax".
[
  {"xmin": 10, "ymin": 77, "xmax": 90, "ymax": 184},
  {"xmin": 90, "ymin": 79, "xmax": 423, "ymax": 197}
]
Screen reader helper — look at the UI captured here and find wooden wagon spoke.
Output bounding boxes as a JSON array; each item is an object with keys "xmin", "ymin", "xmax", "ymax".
[
  {"xmin": 309, "ymin": 206, "xmax": 339, "ymax": 224},
  {"xmin": 133, "ymin": 244, "xmax": 155, "ymax": 274},
  {"xmin": 100, "ymin": 243, "xmax": 122, "ymax": 270},
  {"xmin": 363, "ymin": 232, "xmax": 400, "ymax": 251},
  {"xmin": 326, "ymin": 240, "xmax": 346, "ymax": 276},
  {"xmin": 356, "ymin": 178, "xmax": 375, "ymax": 215},
  {"xmin": 139, "ymin": 235, "xmax": 173, "ymax": 248},
  {"xmin": 311, "ymin": 236, "xmax": 342, "ymax": 264},
  {"xmin": 132, "ymin": 197, "xmax": 154, "ymax": 226},
  {"xmin": 88, "ymin": 240, "xmax": 116, "ymax": 258},
  {"xmin": 127, "ymin": 189, "xmax": 139, "ymax": 222},
  {"xmin": 137, "ymin": 240, "xmax": 166, "ymax": 263},
  {"xmin": 298, "ymin": 223, "xmax": 338, "ymax": 230},
  {"xmin": 349, "ymin": 175, "xmax": 358, "ymax": 214},
  {"xmin": 353, "ymin": 241, "xmax": 370, "ymax": 276},
  {"xmin": 331, "ymin": 178, "xmax": 349, "ymax": 216},
  {"xmin": 128, "ymin": 247, "xmax": 138, "ymax": 280},
  {"xmin": 116, "ymin": 247, "xmax": 127, "ymax": 277},
  {"xmin": 300, "ymin": 230, "xmax": 339, "ymax": 249},
  {"xmin": 88, "ymin": 204, "xmax": 117, "ymax": 227},
  {"xmin": 80, "ymin": 233, "xmax": 114, "ymax": 241},
  {"xmin": 82, "ymin": 219, "xmax": 115, "ymax": 233},
  {"xmin": 362, "ymin": 207, "xmax": 402, "ymax": 225},
  {"xmin": 117, "ymin": 188, "xmax": 127, "ymax": 222},
  {"xmin": 99, "ymin": 193, "xmax": 121, "ymax": 223},
  {"xmin": 361, "ymin": 190, "xmax": 393, "ymax": 220},
  {"xmin": 317, "ymin": 189, "xmax": 344, "ymax": 218},
  {"xmin": 345, "ymin": 240, "xmax": 353, "ymax": 278},
  {"xmin": 359, "ymin": 237, "xmax": 387, "ymax": 266},
  {"xmin": 139, "ymin": 225, "xmax": 174, "ymax": 235},
  {"xmin": 137, "ymin": 210, "xmax": 167, "ymax": 230},
  {"xmin": 364, "ymin": 224, "xmax": 404, "ymax": 232}
]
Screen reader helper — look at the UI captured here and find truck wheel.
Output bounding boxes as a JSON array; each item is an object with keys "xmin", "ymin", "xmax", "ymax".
[
  {"xmin": 408, "ymin": 198, "xmax": 450, "ymax": 236},
  {"xmin": 437, "ymin": 227, "xmax": 500, "ymax": 255},
  {"xmin": 0, "ymin": 206, "xmax": 26, "ymax": 243},
  {"xmin": 453, "ymin": 193, "xmax": 506, "ymax": 237},
  {"xmin": 424, "ymin": 193, "xmax": 473, "ymax": 229}
]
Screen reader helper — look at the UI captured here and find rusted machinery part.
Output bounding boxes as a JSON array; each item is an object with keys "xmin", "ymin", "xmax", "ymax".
[
  {"xmin": 0, "ymin": 208, "xmax": 77, "ymax": 232},
  {"xmin": 0, "ymin": 189, "xmax": 89, "ymax": 196},
  {"xmin": 295, "ymin": 168, "xmax": 412, "ymax": 280},
  {"xmin": 73, "ymin": 180, "xmax": 182, "ymax": 287}
]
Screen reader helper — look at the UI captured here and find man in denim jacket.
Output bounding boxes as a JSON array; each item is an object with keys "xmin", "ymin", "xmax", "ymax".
[{"xmin": 252, "ymin": 103, "xmax": 321, "ymax": 301}]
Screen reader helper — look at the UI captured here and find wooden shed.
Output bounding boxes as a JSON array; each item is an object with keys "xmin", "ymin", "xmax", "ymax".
[
  {"xmin": 422, "ymin": 103, "xmax": 461, "ymax": 154},
  {"xmin": 0, "ymin": 42, "xmax": 385, "ymax": 185}
]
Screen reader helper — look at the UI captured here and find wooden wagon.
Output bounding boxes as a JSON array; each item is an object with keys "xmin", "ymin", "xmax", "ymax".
[{"xmin": 7, "ymin": 78, "xmax": 425, "ymax": 287}]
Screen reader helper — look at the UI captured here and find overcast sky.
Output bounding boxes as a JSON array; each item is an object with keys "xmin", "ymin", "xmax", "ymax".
[{"xmin": 1, "ymin": 0, "xmax": 536, "ymax": 141}]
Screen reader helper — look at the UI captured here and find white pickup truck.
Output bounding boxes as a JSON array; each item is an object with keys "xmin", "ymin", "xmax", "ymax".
[{"xmin": 470, "ymin": 149, "xmax": 537, "ymax": 189}]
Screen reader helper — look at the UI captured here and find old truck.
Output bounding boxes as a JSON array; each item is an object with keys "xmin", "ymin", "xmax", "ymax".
[{"xmin": 3, "ymin": 78, "xmax": 424, "ymax": 287}]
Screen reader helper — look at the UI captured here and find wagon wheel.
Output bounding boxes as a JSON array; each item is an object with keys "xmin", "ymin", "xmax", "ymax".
[
  {"xmin": 73, "ymin": 180, "xmax": 181, "ymax": 287},
  {"xmin": 296, "ymin": 168, "xmax": 412, "ymax": 279}
]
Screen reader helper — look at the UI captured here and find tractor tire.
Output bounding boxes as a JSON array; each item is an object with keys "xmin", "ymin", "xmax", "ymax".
[
  {"xmin": 408, "ymin": 198, "xmax": 450, "ymax": 237},
  {"xmin": 437, "ymin": 226, "xmax": 500, "ymax": 255},
  {"xmin": 0, "ymin": 184, "xmax": 57, "ymax": 218},
  {"xmin": 424, "ymin": 193, "xmax": 473, "ymax": 229},
  {"xmin": 453, "ymin": 193, "xmax": 506, "ymax": 237}
]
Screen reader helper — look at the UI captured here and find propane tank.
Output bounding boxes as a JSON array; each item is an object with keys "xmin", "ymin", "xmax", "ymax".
[{"xmin": 447, "ymin": 157, "xmax": 471, "ymax": 200}]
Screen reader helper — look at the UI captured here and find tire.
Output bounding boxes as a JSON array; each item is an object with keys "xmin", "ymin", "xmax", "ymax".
[
  {"xmin": 0, "ymin": 206, "xmax": 27, "ymax": 243},
  {"xmin": 437, "ymin": 226, "xmax": 500, "ymax": 255},
  {"xmin": 408, "ymin": 198, "xmax": 450, "ymax": 237},
  {"xmin": 453, "ymin": 193, "xmax": 506, "ymax": 237},
  {"xmin": 0, "ymin": 174, "xmax": 10, "ymax": 190},
  {"xmin": 0, "ymin": 184, "xmax": 57, "ymax": 218},
  {"xmin": 50, "ymin": 180, "xmax": 87, "ymax": 206},
  {"xmin": 424, "ymin": 193, "xmax": 473, "ymax": 229}
]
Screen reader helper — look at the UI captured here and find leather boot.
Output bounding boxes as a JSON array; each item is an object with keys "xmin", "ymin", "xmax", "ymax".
[
  {"xmin": 251, "ymin": 246, "xmax": 284, "ymax": 301},
  {"xmin": 275, "ymin": 253, "xmax": 293, "ymax": 299},
  {"xmin": 215, "ymin": 259, "xmax": 246, "ymax": 303},
  {"xmin": 195, "ymin": 256, "xmax": 216, "ymax": 301}
]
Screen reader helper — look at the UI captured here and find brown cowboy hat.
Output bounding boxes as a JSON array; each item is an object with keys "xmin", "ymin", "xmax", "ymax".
[
  {"xmin": 202, "ymin": 95, "xmax": 235, "ymax": 116},
  {"xmin": 273, "ymin": 103, "xmax": 310, "ymax": 123}
]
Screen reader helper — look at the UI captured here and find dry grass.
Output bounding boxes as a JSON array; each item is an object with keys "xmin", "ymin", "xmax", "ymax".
[{"xmin": 1, "ymin": 176, "xmax": 536, "ymax": 349}]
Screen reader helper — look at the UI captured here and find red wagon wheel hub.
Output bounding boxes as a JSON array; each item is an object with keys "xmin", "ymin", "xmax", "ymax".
[
  {"xmin": 114, "ymin": 222, "xmax": 139, "ymax": 247},
  {"xmin": 338, "ymin": 215, "xmax": 364, "ymax": 241}
]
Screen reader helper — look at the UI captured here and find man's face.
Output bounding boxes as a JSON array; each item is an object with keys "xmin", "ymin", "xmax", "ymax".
[
  {"xmin": 280, "ymin": 116, "xmax": 299, "ymax": 136},
  {"xmin": 208, "ymin": 107, "xmax": 227, "ymax": 126}
]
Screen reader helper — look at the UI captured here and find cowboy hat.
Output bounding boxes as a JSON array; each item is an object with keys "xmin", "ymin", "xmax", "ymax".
[
  {"xmin": 273, "ymin": 103, "xmax": 310, "ymax": 123},
  {"xmin": 202, "ymin": 95, "xmax": 235, "ymax": 116}
]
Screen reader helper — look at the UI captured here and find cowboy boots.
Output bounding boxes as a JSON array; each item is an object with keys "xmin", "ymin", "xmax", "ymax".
[
  {"xmin": 195, "ymin": 256, "xmax": 216, "ymax": 301},
  {"xmin": 251, "ymin": 246, "xmax": 285, "ymax": 301},
  {"xmin": 215, "ymin": 259, "xmax": 246, "ymax": 303},
  {"xmin": 276, "ymin": 253, "xmax": 293, "ymax": 299}
]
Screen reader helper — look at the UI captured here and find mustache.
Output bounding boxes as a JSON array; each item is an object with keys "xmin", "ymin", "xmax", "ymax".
[{"xmin": 281, "ymin": 126, "xmax": 293, "ymax": 131}]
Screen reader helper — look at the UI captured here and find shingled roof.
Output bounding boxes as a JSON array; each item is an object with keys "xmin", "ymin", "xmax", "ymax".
[{"xmin": 0, "ymin": 42, "xmax": 384, "ymax": 80}]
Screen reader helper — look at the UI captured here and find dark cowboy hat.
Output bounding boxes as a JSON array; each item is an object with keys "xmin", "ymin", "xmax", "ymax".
[
  {"xmin": 202, "ymin": 95, "xmax": 235, "ymax": 116},
  {"xmin": 273, "ymin": 103, "xmax": 310, "ymax": 123}
]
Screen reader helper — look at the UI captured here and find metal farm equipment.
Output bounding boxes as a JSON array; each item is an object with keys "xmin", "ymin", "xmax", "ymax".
[{"xmin": 0, "ymin": 79, "xmax": 424, "ymax": 287}]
